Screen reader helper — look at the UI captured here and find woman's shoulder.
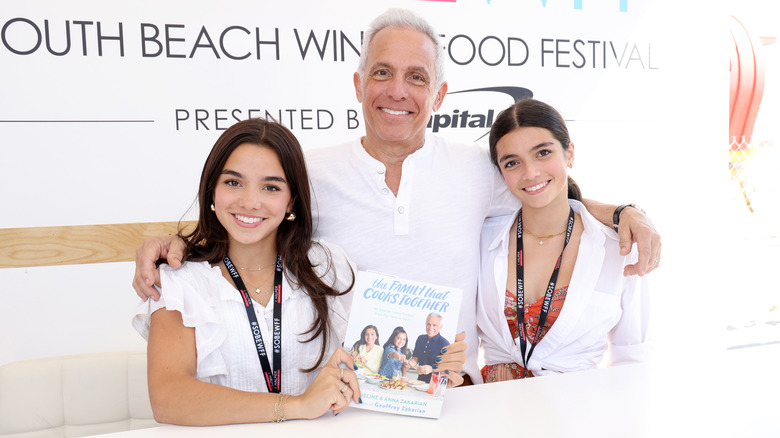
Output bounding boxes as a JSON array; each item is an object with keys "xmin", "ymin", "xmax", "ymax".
[
  {"xmin": 297, "ymin": 240, "xmax": 356, "ymax": 327},
  {"xmin": 570, "ymin": 200, "xmax": 619, "ymax": 241},
  {"xmin": 160, "ymin": 260, "xmax": 220, "ymax": 284},
  {"xmin": 159, "ymin": 261, "xmax": 224, "ymax": 301},
  {"xmin": 307, "ymin": 239, "xmax": 344, "ymax": 262},
  {"xmin": 160, "ymin": 260, "xmax": 215, "ymax": 274},
  {"xmin": 307, "ymin": 240, "xmax": 355, "ymax": 285},
  {"xmin": 137, "ymin": 261, "xmax": 227, "ymax": 334},
  {"xmin": 481, "ymin": 210, "xmax": 519, "ymax": 251}
]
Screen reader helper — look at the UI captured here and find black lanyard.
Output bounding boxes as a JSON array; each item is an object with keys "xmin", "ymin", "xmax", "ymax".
[
  {"xmin": 223, "ymin": 254, "xmax": 283, "ymax": 393},
  {"xmin": 516, "ymin": 207, "xmax": 574, "ymax": 377}
]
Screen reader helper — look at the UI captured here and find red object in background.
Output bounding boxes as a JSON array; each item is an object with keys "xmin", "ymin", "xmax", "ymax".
[{"xmin": 729, "ymin": 15, "xmax": 765, "ymax": 151}]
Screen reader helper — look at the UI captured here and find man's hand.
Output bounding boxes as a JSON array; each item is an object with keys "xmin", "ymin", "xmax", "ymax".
[
  {"xmin": 416, "ymin": 365, "xmax": 433, "ymax": 375},
  {"xmin": 132, "ymin": 235, "xmax": 187, "ymax": 301},
  {"xmin": 582, "ymin": 199, "xmax": 662, "ymax": 278},
  {"xmin": 618, "ymin": 207, "xmax": 661, "ymax": 277}
]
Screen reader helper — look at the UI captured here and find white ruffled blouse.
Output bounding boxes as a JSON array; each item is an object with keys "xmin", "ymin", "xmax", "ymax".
[{"xmin": 132, "ymin": 241, "xmax": 355, "ymax": 396}]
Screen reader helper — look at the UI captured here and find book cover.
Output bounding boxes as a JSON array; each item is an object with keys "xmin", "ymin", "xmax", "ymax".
[{"xmin": 343, "ymin": 270, "xmax": 463, "ymax": 418}]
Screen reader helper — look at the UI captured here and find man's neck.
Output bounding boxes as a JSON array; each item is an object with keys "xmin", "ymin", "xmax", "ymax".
[
  {"xmin": 360, "ymin": 136, "xmax": 424, "ymax": 168},
  {"xmin": 361, "ymin": 136, "xmax": 425, "ymax": 196}
]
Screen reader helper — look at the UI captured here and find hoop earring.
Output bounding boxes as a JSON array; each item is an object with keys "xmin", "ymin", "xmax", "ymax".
[
  {"xmin": 210, "ymin": 204, "xmax": 216, "ymax": 212},
  {"xmin": 285, "ymin": 212, "xmax": 296, "ymax": 221}
]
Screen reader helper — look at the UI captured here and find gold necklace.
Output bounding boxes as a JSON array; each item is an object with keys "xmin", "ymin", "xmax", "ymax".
[
  {"xmin": 244, "ymin": 269, "xmax": 275, "ymax": 299},
  {"xmin": 524, "ymin": 228, "xmax": 566, "ymax": 246},
  {"xmin": 247, "ymin": 283, "xmax": 273, "ymax": 306}
]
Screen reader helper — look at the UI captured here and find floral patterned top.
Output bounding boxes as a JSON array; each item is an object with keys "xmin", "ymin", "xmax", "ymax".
[{"xmin": 481, "ymin": 286, "xmax": 568, "ymax": 382}]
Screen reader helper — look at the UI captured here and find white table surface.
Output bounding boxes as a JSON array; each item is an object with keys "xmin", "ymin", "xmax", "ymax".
[{"xmin": 90, "ymin": 345, "xmax": 779, "ymax": 438}]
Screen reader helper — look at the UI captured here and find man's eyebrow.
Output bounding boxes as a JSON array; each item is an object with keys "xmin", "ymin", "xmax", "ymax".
[
  {"xmin": 406, "ymin": 65, "xmax": 430, "ymax": 75},
  {"xmin": 368, "ymin": 62, "xmax": 392, "ymax": 71}
]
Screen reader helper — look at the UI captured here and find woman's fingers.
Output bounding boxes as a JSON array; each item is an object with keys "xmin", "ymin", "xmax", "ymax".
[
  {"xmin": 445, "ymin": 371, "xmax": 464, "ymax": 388},
  {"xmin": 327, "ymin": 348, "xmax": 357, "ymax": 370},
  {"xmin": 328, "ymin": 362, "xmax": 361, "ymax": 415},
  {"xmin": 331, "ymin": 384, "xmax": 353, "ymax": 415},
  {"xmin": 435, "ymin": 332, "xmax": 467, "ymax": 375}
]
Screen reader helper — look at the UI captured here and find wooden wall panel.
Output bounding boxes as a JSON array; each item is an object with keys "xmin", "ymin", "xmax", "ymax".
[{"xmin": 0, "ymin": 222, "xmax": 196, "ymax": 268}]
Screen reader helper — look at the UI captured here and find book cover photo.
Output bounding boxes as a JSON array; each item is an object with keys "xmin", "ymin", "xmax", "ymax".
[{"xmin": 343, "ymin": 270, "xmax": 463, "ymax": 418}]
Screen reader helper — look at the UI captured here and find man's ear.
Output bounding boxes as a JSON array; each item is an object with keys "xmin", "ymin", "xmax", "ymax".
[
  {"xmin": 432, "ymin": 81, "xmax": 448, "ymax": 111},
  {"xmin": 354, "ymin": 72, "xmax": 363, "ymax": 103}
]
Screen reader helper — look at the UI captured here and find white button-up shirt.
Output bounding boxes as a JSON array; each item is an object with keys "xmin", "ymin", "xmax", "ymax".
[{"xmin": 476, "ymin": 200, "xmax": 651, "ymax": 376}]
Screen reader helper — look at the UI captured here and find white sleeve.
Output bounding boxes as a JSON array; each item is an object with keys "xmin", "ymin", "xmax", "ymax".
[
  {"xmin": 606, "ymin": 258, "xmax": 652, "ymax": 366},
  {"xmin": 131, "ymin": 262, "xmax": 229, "ymax": 380}
]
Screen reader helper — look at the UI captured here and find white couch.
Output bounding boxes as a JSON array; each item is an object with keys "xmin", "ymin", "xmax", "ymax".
[{"xmin": 0, "ymin": 351, "xmax": 159, "ymax": 438}]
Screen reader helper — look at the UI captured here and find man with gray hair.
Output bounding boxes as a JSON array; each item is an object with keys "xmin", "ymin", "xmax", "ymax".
[{"xmin": 407, "ymin": 313, "xmax": 448, "ymax": 384}]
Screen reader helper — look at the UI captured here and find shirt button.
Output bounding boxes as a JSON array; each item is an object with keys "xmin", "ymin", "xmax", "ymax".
[
  {"xmin": 398, "ymin": 206, "xmax": 405, "ymax": 214},
  {"xmin": 381, "ymin": 188, "xmax": 389, "ymax": 195},
  {"xmin": 377, "ymin": 169, "xmax": 385, "ymax": 174}
]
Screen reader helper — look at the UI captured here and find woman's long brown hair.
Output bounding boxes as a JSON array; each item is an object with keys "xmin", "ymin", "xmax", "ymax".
[{"xmin": 180, "ymin": 118, "xmax": 353, "ymax": 372}]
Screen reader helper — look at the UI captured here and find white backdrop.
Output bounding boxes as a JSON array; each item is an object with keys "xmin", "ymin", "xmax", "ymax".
[{"xmin": 0, "ymin": 0, "xmax": 726, "ymax": 366}]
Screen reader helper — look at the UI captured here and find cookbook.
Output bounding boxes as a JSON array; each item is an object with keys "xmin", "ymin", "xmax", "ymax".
[{"xmin": 343, "ymin": 270, "xmax": 463, "ymax": 418}]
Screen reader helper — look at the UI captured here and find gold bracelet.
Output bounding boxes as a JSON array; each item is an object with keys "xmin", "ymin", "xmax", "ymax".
[{"xmin": 273, "ymin": 393, "xmax": 289, "ymax": 423}]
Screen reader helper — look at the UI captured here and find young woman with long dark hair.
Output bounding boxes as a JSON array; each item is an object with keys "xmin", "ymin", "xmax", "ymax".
[
  {"xmin": 478, "ymin": 99, "xmax": 651, "ymax": 382},
  {"xmin": 133, "ymin": 118, "xmax": 359, "ymax": 424}
]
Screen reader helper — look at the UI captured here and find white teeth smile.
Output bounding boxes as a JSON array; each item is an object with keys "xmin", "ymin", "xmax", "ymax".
[
  {"xmin": 381, "ymin": 108, "xmax": 410, "ymax": 115},
  {"xmin": 525, "ymin": 181, "xmax": 549, "ymax": 192},
  {"xmin": 234, "ymin": 214, "xmax": 262, "ymax": 224}
]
